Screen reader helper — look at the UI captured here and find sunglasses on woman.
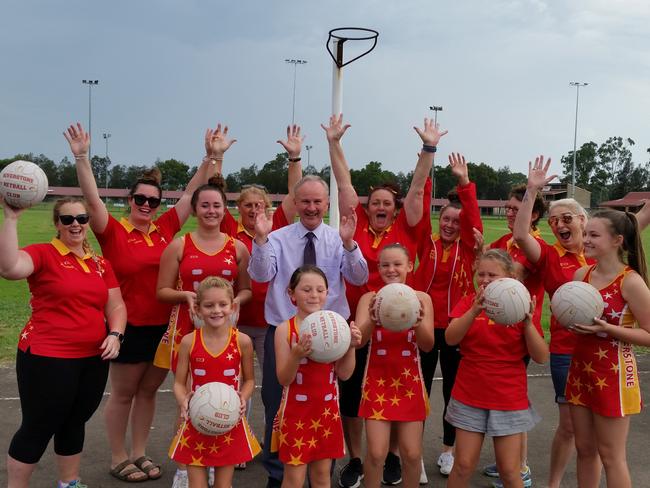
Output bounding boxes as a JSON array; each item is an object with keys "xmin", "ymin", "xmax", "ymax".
[
  {"xmin": 59, "ymin": 214, "xmax": 90, "ymax": 225},
  {"xmin": 548, "ymin": 213, "xmax": 578, "ymax": 227},
  {"xmin": 132, "ymin": 194, "xmax": 161, "ymax": 208}
]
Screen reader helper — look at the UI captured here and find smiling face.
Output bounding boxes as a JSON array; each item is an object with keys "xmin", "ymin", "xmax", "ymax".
[
  {"xmin": 194, "ymin": 189, "xmax": 225, "ymax": 229},
  {"xmin": 583, "ymin": 217, "xmax": 622, "ymax": 259},
  {"xmin": 55, "ymin": 201, "xmax": 89, "ymax": 249},
  {"xmin": 439, "ymin": 206, "xmax": 461, "ymax": 244},
  {"xmin": 288, "ymin": 271, "xmax": 328, "ymax": 316},
  {"xmin": 195, "ymin": 287, "xmax": 234, "ymax": 330},
  {"xmin": 128, "ymin": 183, "xmax": 162, "ymax": 224},
  {"xmin": 238, "ymin": 194, "xmax": 267, "ymax": 232},
  {"xmin": 378, "ymin": 247, "xmax": 413, "ymax": 284},
  {"xmin": 548, "ymin": 205, "xmax": 585, "ymax": 251},
  {"xmin": 367, "ymin": 188, "xmax": 397, "ymax": 232},
  {"xmin": 295, "ymin": 180, "xmax": 329, "ymax": 230}
]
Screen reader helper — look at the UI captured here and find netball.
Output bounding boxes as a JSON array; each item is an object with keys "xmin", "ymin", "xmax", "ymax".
[
  {"xmin": 551, "ymin": 281, "xmax": 604, "ymax": 329},
  {"xmin": 299, "ymin": 310, "xmax": 351, "ymax": 363},
  {"xmin": 483, "ymin": 278, "xmax": 531, "ymax": 325},
  {"xmin": 374, "ymin": 283, "xmax": 421, "ymax": 331},
  {"xmin": 0, "ymin": 160, "xmax": 49, "ymax": 208},
  {"xmin": 188, "ymin": 382, "xmax": 241, "ymax": 436}
]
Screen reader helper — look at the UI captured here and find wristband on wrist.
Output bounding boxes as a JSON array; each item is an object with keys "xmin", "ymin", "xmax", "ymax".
[
  {"xmin": 422, "ymin": 145, "xmax": 437, "ymax": 153},
  {"xmin": 288, "ymin": 156, "xmax": 302, "ymax": 162},
  {"xmin": 203, "ymin": 155, "xmax": 224, "ymax": 165},
  {"xmin": 74, "ymin": 154, "xmax": 88, "ymax": 160},
  {"xmin": 108, "ymin": 331, "xmax": 124, "ymax": 343}
]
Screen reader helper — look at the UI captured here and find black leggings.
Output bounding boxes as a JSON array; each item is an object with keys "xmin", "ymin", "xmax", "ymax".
[
  {"xmin": 419, "ymin": 328, "xmax": 461, "ymax": 447},
  {"xmin": 9, "ymin": 349, "xmax": 109, "ymax": 464}
]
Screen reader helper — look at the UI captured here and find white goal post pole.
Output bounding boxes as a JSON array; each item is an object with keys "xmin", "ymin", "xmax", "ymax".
[{"xmin": 329, "ymin": 39, "xmax": 343, "ymax": 230}]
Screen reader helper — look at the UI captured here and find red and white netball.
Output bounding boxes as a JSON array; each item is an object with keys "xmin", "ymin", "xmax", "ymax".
[
  {"xmin": 551, "ymin": 281, "xmax": 604, "ymax": 329},
  {"xmin": 299, "ymin": 310, "xmax": 351, "ymax": 363},
  {"xmin": 483, "ymin": 278, "xmax": 531, "ymax": 325},
  {"xmin": 374, "ymin": 283, "xmax": 420, "ymax": 331},
  {"xmin": 189, "ymin": 382, "xmax": 241, "ymax": 435},
  {"xmin": 0, "ymin": 160, "xmax": 49, "ymax": 208}
]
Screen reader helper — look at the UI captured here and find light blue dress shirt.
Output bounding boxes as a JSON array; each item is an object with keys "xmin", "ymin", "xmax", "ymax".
[{"xmin": 248, "ymin": 220, "xmax": 369, "ymax": 326}]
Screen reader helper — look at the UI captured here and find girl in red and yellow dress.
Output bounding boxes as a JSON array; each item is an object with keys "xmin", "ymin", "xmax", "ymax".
[
  {"xmin": 170, "ymin": 277, "xmax": 260, "ymax": 488},
  {"xmin": 356, "ymin": 245, "xmax": 434, "ymax": 488},
  {"xmin": 564, "ymin": 209, "xmax": 650, "ymax": 488},
  {"xmin": 445, "ymin": 249, "xmax": 548, "ymax": 488},
  {"xmin": 155, "ymin": 177, "xmax": 252, "ymax": 373},
  {"xmin": 272, "ymin": 265, "xmax": 361, "ymax": 488}
]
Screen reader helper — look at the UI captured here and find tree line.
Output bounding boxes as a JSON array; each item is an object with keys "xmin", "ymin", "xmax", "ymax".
[{"xmin": 2, "ymin": 136, "xmax": 649, "ymax": 203}]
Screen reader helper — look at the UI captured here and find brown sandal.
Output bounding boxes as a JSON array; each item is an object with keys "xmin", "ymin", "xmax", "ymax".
[
  {"xmin": 109, "ymin": 459, "xmax": 147, "ymax": 482},
  {"xmin": 133, "ymin": 456, "xmax": 162, "ymax": 480}
]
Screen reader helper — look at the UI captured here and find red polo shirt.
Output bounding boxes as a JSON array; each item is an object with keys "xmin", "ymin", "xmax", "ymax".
[
  {"xmin": 96, "ymin": 208, "xmax": 180, "ymax": 326},
  {"xmin": 19, "ymin": 239, "xmax": 119, "ymax": 358}
]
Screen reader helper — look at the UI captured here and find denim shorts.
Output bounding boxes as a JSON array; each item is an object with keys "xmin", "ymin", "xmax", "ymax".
[
  {"xmin": 550, "ymin": 353, "xmax": 572, "ymax": 404},
  {"xmin": 445, "ymin": 398, "xmax": 541, "ymax": 437}
]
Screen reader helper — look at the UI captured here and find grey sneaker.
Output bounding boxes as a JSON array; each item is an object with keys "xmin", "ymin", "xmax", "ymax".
[{"xmin": 437, "ymin": 451, "xmax": 454, "ymax": 476}]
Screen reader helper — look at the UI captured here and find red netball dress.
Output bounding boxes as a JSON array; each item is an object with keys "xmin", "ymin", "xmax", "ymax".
[
  {"xmin": 358, "ymin": 325, "xmax": 429, "ymax": 421},
  {"xmin": 155, "ymin": 234, "xmax": 239, "ymax": 371},
  {"xmin": 271, "ymin": 317, "xmax": 345, "ymax": 465},
  {"xmin": 565, "ymin": 266, "xmax": 642, "ymax": 417},
  {"xmin": 168, "ymin": 328, "xmax": 260, "ymax": 466}
]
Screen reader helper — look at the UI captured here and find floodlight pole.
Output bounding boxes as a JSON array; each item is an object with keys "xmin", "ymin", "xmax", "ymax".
[
  {"xmin": 305, "ymin": 145, "xmax": 313, "ymax": 167},
  {"xmin": 285, "ymin": 59, "xmax": 307, "ymax": 125},
  {"xmin": 82, "ymin": 80, "xmax": 99, "ymax": 159},
  {"xmin": 429, "ymin": 105, "xmax": 443, "ymax": 206},
  {"xmin": 569, "ymin": 82, "xmax": 588, "ymax": 198}
]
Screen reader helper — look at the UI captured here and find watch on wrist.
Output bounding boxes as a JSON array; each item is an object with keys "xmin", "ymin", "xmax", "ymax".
[{"xmin": 108, "ymin": 331, "xmax": 124, "ymax": 343}]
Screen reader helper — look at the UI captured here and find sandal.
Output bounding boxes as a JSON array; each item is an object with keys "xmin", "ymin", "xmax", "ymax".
[
  {"xmin": 109, "ymin": 459, "xmax": 147, "ymax": 482},
  {"xmin": 133, "ymin": 456, "xmax": 163, "ymax": 480}
]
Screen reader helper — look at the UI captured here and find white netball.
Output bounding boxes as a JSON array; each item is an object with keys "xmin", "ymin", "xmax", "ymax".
[
  {"xmin": 189, "ymin": 382, "xmax": 241, "ymax": 436},
  {"xmin": 374, "ymin": 283, "xmax": 421, "ymax": 331},
  {"xmin": 551, "ymin": 281, "xmax": 604, "ymax": 329},
  {"xmin": 483, "ymin": 278, "xmax": 531, "ymax": 325},
  {"xmin": 299, "ymin": 310, "xmax": 351, "ymax": 363},
  {"xmin": 0, "ymin": 160, "xmax": 49, "ymax": 208}
]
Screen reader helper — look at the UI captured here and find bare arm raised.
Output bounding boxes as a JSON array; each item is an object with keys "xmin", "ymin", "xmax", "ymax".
[
  {"xmin": 322, "ymin": 114, "xmax": 357, "ymax": 214},
  {"xmin": 277, "ymin": 125, "xmax": 304, "ymax": 220}
]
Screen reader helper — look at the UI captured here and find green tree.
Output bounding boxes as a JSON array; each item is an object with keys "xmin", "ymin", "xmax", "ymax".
[
  {"xmin": 560, "ymin": 142, "xmax": 598, "ymax": 190},
  {"xmin": 91, "ymin": 156, "xmax": 110, "ymax": 189},
  {"xmin": 109, "ymin": 164, "xmax": 129, "ymax": 189},
  {"xmin": 58, "ymin": 157, "xmax": 78, "ymax": 186},
  {"xmin": 156, "ymin": 159, "xmax": 190, "ymax": 190}
]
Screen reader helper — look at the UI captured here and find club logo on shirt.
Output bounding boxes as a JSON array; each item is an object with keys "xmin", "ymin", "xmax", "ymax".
[{"xmin": 60, "ymin": 259, "xmax": 75, "ymax": 270}]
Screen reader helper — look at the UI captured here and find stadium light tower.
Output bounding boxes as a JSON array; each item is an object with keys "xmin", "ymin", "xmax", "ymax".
[
  {"xmin": 569, "ymin": 82, "xmax": 588, "ymax": 198},
  {"xmin": 305, "ymin": 145, "xmax": 313, "ymax": 166},
  {"xmin": 82, "ymin": 79, "xmax": 99, "ymax": 159},
  {"xmin": 285, "ymin": 59, "xmax": 307, "ymax": 124},
  {"xmin": 429, "ymin": 105, "xmax": 443, "ymax": 204}
]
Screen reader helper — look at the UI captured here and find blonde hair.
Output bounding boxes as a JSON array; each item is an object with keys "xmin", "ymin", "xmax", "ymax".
[
  {"xmin": 52, "ymin": 197, "xmax": 98, "ymax": 263},
  {"xmin": 196, "ymin": 276, "xmax": 234, "ymax": 303},
  {"xmin": 238, "ymin": 186, "xmax": 271, "ymax": 209},
  {"xmin": 549, "ymin": 198, "xmax": 588, "ymax": 219},
  {"xmin": 477, "ymin": 248, "xmax": 516, "ymax": 278}
]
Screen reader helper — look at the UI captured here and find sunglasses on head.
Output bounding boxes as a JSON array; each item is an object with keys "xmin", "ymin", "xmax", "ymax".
[
  {"xmin": 241, "ymin": 183, "xmax": 267, "ymax": 191},
  {"xmin": 369, "ymin": 185, "xmax": 398, "ymax": 195},
  {"xmin": 59, "ymin": 214, "xmax": 90, "ymax": 225},
  {"xmin": 548, "ymin": 213, "xmax": 577, "ymax": 227},
  {"xmin": 132, "ymin": 194, "xmax": 161, "ymax": 208}
]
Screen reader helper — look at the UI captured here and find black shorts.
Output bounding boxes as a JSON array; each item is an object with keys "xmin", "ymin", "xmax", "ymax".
[
  {"xmin": 338, "ymin": 344, "xmax": 369, "ymax": 418},
  {"xmin": 112, "ymin": 323, "xmax": 167, "ymax": 364}
]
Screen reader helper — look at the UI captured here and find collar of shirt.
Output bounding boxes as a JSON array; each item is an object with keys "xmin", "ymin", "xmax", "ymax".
[
  {"xmin": 296, "ymin": 220, "xmax": 326, "ymax": 240},
  {"xmin": 237, "ymin": 220, "xmax": 255, "ymax": 239},
  {"xmin": 50, "ymin": 238, "xmax": 92, "ymax": 272},
  {"xmin": 119, "ymin": 217, "xmax": 158, "ymax": 235},
  {"xmin": 368, "ymin": 223, "xmax": 394, "ymax": 249},
  {"xmin": 552, "ymin": 240, "xmax": 587, "ymax": 267}
]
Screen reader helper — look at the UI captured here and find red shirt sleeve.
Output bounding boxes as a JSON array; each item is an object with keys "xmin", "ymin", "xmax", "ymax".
[
  {"xmin": 458, "ymin": 182, "xmax": 482, "ymax": 253},
  {"xmin": 100, "ymin": 257, "xmax": 119, "ymax": 289},
  {"xmin": 449, "ymin": 294, "xmax": 475, "ymax": 319},
  {"xmin": 272, "ymin": 204, "xmax": 290, "ymax": 229},
  {"xmin": 154, "ymin": 207, "xmax": 181, "ymax": 240},
  {"xmin": 221, "ymin": 207, "xmax": 239, "ymax": 236}
]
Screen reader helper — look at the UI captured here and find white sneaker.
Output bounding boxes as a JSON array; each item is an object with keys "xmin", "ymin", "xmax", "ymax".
[
  {"xmin": 437, "ymin": 451, "xmax": 454, "ymax": 476},
  {"xmin": 419, "ymin": 457, "xmax": 428, "ymax": 485},
  {"xmin": 172, "ymin": 469, "xmax": 189, "ymax": 488}
]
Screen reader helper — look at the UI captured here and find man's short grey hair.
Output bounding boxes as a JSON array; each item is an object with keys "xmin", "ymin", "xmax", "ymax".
[{"xmin": 293, "ymin": 175, "xmax": 329, "ymax": 195}]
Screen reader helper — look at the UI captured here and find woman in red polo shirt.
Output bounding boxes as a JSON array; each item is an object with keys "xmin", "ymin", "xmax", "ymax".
[
  {"xmin": 322, "ymin": 114, "xmax": 446, "ymax": 487},
  {"xmin": 1, "ymin": 197, "xmax": 126, "ymax": 488},
  {"xmin": 413, "ymin": 152, "xmax": 483, "ymax": 477},
  {"xmin": 64, "ymin": 122, "xmax": 231, "ymax": 481},
  {"xmin": 513, "ymin": 155, "xmax": 591, "ymax": 488}
]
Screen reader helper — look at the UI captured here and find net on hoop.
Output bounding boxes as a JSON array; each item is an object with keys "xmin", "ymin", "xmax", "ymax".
[{"xmin": 326, "ymin": 27, "xmax": 379, "ymax": 68}]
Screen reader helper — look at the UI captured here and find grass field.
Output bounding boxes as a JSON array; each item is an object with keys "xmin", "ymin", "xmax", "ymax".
[{"xmin": 1, "ymin": 204, "xmax": 649, "ymax": 361}]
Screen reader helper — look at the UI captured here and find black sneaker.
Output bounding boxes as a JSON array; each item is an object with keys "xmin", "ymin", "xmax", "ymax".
[
  {"xmin": 382, "ymin": 452, "xmax": 402, "ymax": 485},
  {"xmin": 338, "ymin": 457, "xmax": 364, "ymax": 488}
]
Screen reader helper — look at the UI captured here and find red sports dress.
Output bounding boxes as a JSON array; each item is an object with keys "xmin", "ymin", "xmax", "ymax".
[
  {"xmin": 536, "ymin": 241, "xmax": 593, "ymax": 354},
  {"xmin": 449, "ymin": 296, "xmax": 530, "ymax": 410},
  {"xmin": 154, "ymin": 234, "xmax": 239, "ymax": 371},
  {"xmin": 221, "ymin": 207, "xmax": 289, "ymax": 328},
  {"xmin": 168, "ymin": 328, "xmax": 260, "ymax": 466},
  {"xmin": 271, "ymin": 317, "xmax": 345, "ymax": 465},
  {"xmin": 358, "ymin": 325, "xmax": 429, "ymax": 421},
  {"xmin": 565, "ymin": 266, "xmax": 642, "ymax": 417}
]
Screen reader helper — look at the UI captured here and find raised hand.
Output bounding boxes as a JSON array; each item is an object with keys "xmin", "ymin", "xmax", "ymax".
[
  {"xmin": 277, "ymin": 125, "xmax": 304, "ymax": 159},
  {"xmin": 63, "ymin": 123, "xmax": 90, "ymax": 157},
  {"xmin": 204, "ymin": 123, "xmax": 236, "ymax": 158},
  {"xmin": 0, "ymin": 196, "xmax": 27, "ymax": 219},
  {"xmin": 413, "ymin": 118, "xmax": 448, "ymax": 147},
  {"xmin": 473, "ymin": 227, "xmax": 485, "ymax": 256},
  {"xmin": 253, "ymin": 210, "xmax": 273, "ymax": 243},
  {"xmin": 339, "ymin": 208, "xmax": 357, "ymax": 248},
  {"xmin": 449, "ymin": 152, "xmax": 470, "ymax": 186},
  {"xmin": 527, "ymin": 155, "xmax": 557, "ymax": 191},
  {"xmin": 321, "ymin": 114, "xmax": 351, "ymax": 143}
]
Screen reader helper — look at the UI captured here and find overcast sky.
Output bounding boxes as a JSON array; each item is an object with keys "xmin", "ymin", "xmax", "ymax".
[{"xmin": 2, "ymin": 0, "xmax": 649, "ymax": 182}]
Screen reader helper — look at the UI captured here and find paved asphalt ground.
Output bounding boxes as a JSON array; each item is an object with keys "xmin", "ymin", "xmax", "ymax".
[{"xmin": 1, "ymin": 356, "xmax": 649, "ymax": 487}]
